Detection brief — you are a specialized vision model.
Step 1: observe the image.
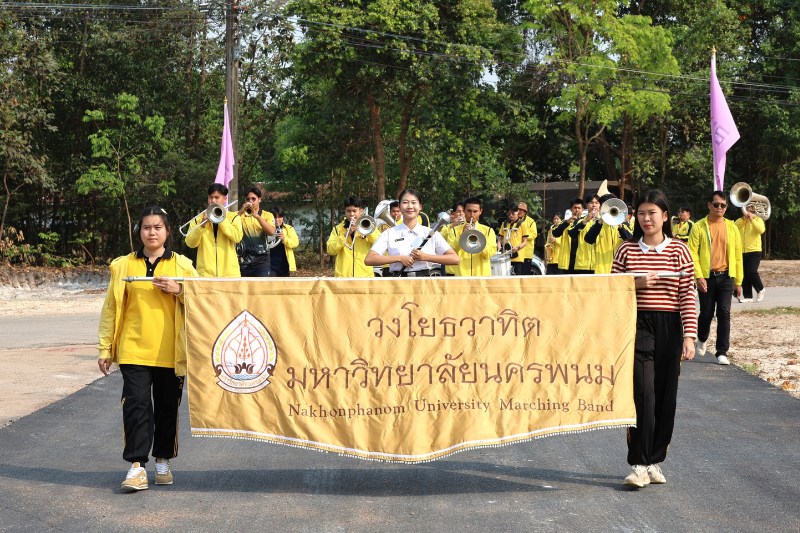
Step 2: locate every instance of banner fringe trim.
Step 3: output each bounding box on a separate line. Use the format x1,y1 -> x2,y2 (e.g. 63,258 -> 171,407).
191,421 -> 634,464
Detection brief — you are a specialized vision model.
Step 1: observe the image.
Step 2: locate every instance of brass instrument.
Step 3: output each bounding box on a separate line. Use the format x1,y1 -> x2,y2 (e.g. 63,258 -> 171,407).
730,182 -> 771,220
268,222 -> 283,249
373,200 -> 397,229
600,198 -> 628,226
671,215 -> 679,226
544,228 -> 554,264
459,217 -> 487,255
243,203 -> 256,216
345,213 -> 377,250
179,200 -> 238,237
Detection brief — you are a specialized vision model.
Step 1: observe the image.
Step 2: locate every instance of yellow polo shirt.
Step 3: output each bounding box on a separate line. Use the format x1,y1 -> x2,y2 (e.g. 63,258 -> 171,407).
117,252 -> 178,368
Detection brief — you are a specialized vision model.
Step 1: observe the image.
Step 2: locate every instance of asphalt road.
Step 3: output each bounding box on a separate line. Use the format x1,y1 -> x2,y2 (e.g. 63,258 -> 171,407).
0,315 -> 100,350
0,349 -> 797,532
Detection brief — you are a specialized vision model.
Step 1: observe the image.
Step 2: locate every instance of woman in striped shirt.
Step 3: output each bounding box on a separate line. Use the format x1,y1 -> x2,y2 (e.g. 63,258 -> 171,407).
612,190 -> 697,489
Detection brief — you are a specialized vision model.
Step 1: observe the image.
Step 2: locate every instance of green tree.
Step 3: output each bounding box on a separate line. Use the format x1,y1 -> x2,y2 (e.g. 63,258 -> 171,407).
77,93 -> 174,251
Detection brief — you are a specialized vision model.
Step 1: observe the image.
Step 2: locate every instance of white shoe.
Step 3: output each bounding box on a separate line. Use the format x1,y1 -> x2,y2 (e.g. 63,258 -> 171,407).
696,340 -> 707,356
741,298 -> 753,303
716,355 -> 730,365
737,295 -> 743,303
756,289 -> 765,302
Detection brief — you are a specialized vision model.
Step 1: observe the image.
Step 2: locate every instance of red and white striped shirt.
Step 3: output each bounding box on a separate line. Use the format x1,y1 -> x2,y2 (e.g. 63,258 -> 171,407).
612,237 -> 697,337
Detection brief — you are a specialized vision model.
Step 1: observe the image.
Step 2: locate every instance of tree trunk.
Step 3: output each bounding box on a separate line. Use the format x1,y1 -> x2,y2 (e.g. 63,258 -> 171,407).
576,105 -> 587,199
397,88 -> 420,196
193,23 -> 207,159
185,15 -> 195,151
0,168 -> 11,242
660,119 -> 670,188
367,92 -> 386,201
123,195 -> 133,252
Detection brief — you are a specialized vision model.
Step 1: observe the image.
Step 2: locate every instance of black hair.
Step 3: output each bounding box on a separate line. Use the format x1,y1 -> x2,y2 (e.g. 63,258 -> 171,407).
244,186 -> 262,199
570,198 -> 586,208
506,200 -> 519,212
585,193 -> 601,205
137,206 -> 173,252
599,193 -> 617,204
398,188 -> 421,204
343,195 -> 363,209
709,190 -> 726,203
208,183 -> 228,196
464,197 -> 482,209
451,200 -> 465,211
271,206 -> 285,218
629,190 -> 673,242
389,200 -> 399,210
552,213 -> 562,222
679,204 -> 691,214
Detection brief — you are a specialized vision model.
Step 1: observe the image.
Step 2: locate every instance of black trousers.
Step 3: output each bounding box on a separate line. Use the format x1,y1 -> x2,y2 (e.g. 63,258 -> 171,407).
241,261 -> 271,278
566,269 -> 593,275
511,259 -> 531,275
546,264 -> 562,275
742,252 -> 764,298
697,275 -> 734,355
627,311 -> 683,466
120,364 -> 184,465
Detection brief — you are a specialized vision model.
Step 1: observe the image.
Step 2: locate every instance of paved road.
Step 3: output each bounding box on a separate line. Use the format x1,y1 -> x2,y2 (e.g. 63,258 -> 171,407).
729,286 -> 800,312
0,315 -> 100,350
0,350 -> 797,532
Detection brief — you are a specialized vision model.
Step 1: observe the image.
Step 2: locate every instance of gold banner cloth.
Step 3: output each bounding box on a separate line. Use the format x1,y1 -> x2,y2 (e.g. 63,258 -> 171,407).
184,275 -> 636,462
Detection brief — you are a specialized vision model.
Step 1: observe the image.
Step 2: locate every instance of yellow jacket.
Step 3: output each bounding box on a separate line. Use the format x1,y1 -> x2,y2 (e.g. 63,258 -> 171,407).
672,220 -> 694,242
734,216 -> 765,253
687,216 -> 744,285
500,218 -> 532,263
280,223 -> 300,272
567,216 -> 596,271
327,222 -> 380,277
439,225 -> 456,275
446,222 -> 498,277
591,223 -> 623,274
522,216 -> 537,260
97,252 -> 198,376
185,211 -> 243,277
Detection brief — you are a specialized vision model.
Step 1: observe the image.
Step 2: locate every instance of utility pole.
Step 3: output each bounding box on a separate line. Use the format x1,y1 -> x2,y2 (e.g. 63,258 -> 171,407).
224,0 -> 240,208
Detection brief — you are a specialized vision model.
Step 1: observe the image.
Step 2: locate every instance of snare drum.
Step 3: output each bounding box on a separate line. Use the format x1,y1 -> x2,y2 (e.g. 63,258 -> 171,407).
490,253 -> 512,276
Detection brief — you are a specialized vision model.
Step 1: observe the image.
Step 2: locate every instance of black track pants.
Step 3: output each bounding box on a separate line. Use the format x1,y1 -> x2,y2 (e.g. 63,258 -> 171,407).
627,311 -> 683,466
120,364 -> 184,465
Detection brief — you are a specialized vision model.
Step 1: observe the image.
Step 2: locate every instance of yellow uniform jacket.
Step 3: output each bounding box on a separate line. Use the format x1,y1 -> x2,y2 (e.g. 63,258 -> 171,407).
327,221 -> 381,277
687,216 -> 744,284
98,252 -> 198,376
499,218 -> 531,264
734,216 -> 765,253
446,222 -> 498,277
185,210 -> 243,277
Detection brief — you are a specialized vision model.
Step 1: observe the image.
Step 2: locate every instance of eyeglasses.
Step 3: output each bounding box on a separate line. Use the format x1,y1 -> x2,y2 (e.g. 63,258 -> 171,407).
711,202 -> 727,209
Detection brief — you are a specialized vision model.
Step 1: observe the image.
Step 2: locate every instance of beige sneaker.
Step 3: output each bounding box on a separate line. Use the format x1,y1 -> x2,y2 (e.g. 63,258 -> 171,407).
121,462 -> 148,491
623,465 -> 650,488
154,458 -> 173,485
647,464 -> 666,484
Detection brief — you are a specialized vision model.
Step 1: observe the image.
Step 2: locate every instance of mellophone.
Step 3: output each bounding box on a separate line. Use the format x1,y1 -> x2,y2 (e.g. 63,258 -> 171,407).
122,272 -> 691,283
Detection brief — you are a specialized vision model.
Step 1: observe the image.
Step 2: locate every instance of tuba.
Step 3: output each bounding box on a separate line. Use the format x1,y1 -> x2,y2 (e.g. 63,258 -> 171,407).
730,182 -> 771,220
373,199 -> 397,229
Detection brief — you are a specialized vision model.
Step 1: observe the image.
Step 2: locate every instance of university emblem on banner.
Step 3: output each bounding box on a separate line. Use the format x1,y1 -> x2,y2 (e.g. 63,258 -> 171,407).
212,310 -> 277,394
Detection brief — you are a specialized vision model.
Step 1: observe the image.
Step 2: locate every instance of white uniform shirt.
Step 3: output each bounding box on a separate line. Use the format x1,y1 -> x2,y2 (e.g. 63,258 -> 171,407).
370,222 -> 453,272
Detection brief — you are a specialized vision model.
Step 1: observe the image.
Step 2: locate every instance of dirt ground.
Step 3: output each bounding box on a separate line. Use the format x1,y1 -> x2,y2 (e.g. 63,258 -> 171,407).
715,310 -> 800,400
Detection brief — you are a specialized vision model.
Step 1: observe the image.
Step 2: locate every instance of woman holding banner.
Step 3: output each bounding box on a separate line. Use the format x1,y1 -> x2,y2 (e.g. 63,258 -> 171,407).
97,206 -> 198,492
365,188 -> 459,276
611,190 -> 697,488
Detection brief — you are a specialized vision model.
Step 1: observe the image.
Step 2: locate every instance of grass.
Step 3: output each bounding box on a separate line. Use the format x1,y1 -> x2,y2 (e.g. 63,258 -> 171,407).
739,306 -> 800,316
741,363 -> 759,374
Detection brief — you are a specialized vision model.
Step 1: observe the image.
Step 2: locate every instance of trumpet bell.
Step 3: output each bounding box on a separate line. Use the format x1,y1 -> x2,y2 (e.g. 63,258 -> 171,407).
459,229 -> 487,254
600,198 -> 628,226
243,203 -> 256,216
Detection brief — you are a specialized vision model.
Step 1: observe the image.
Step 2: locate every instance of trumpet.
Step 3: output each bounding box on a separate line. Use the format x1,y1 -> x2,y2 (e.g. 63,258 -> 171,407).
459,217 -> 487,254
243,203 -> 256,216
179,200 -> 238,237
730,182 -> 771,220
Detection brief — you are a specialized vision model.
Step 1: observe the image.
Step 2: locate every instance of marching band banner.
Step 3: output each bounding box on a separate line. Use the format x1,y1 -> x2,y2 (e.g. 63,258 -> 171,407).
184,275 -> 637,462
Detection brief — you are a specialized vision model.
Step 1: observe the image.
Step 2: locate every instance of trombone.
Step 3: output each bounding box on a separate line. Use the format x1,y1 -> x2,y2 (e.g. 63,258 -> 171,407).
459,216 -> 487,254
179,200 -> 238,237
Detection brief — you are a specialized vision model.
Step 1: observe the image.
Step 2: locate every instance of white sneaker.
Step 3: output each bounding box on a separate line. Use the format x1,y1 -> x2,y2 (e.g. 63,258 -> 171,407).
717,355 -> 731,365
741,298 -> 753,303
647,464 -> 666,484
121,462 -> 148,491
623,465 -> 650,488
756,289 -> 765,302
696,340 -> 707,356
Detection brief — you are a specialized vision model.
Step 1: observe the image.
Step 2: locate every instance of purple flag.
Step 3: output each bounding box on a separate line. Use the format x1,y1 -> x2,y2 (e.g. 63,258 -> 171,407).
215,101 -> 235,188
710,52 -> 740,191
